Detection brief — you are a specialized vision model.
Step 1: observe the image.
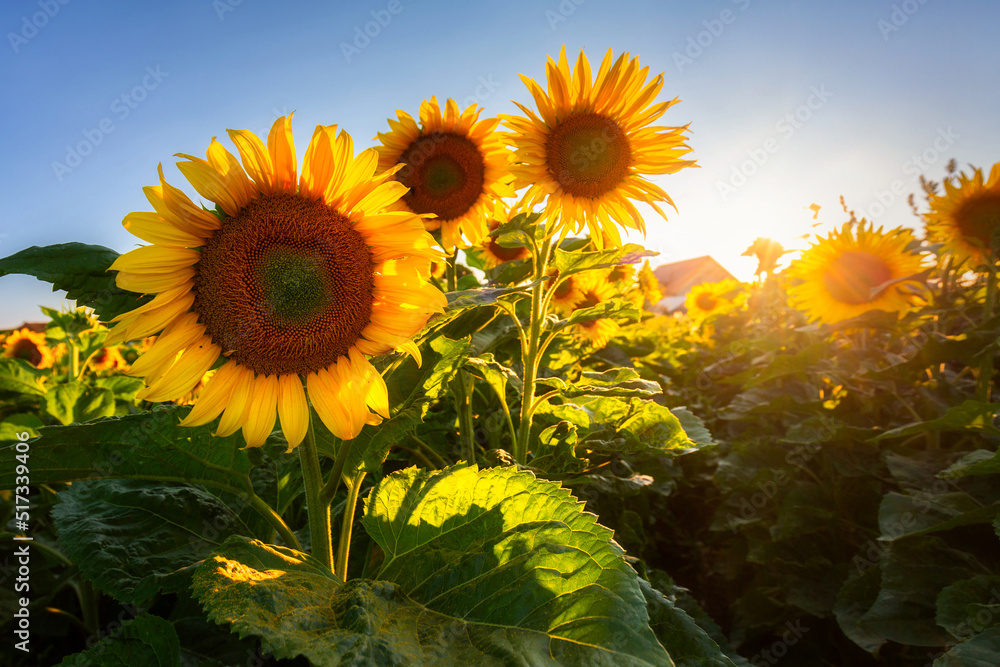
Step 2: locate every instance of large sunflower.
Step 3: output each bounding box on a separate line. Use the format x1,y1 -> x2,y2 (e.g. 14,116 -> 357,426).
375,97 -> 513,252
3,328 -> 56,369
925,163 -> 1000,267
107,116 -> 446,448
502,46 -> 695,248
786,221 -> 926,324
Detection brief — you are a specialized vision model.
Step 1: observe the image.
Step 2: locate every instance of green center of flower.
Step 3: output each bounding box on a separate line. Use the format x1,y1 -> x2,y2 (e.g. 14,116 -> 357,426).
397,132 -> 485,222
546,112 -> 631,198
258,250 -> 326,324
822,250 -> 893,305
956,192 -> 1000,251
194,193 -> 375,376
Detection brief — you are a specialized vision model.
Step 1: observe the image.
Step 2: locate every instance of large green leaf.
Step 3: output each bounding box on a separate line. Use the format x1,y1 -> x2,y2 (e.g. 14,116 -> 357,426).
640,578 -> 741,666
58,613 -> 181,666
933,627 -> 1000,667
42,380 -> 116,425
363,464 -> 670,665
874,401 -> 1000,441
936,575 -> 1000,639
0,358 -> 47,396
878,491 -> 1000,541
194,465 -> 673,665
52,479 -> 247,605
0,243 -> 150,322
0,406 -> 253,493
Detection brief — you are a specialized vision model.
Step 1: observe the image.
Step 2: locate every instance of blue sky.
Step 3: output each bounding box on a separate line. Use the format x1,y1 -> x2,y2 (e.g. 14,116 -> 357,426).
1,0 -> 998,327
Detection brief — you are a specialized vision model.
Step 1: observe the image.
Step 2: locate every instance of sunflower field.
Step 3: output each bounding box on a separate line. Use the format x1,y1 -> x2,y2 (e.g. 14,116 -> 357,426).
2,46 -> 1000,667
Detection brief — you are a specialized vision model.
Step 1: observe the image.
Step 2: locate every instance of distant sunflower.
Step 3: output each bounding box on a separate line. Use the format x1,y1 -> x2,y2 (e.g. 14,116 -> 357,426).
548,270 -> 584,317
637,260 -> 662,305
89,346 -> 127,372
107,116 -> 446,448
570,271 -> 619,348
502,46 -> 694,248
481,219 -> 531,269
606,263 -> 635,286
3,328 -> 55,369
925,163 -> 1000,267
786,222 -> 926,324
375,97 -> 513,252
685,279 -> 744,320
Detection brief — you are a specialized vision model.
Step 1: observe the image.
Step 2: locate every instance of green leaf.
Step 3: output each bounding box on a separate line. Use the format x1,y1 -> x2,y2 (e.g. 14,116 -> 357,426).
0,413 -> 43,442
860,536 -> 988,647
942,449 -> 1000,478
0,243 -> 150,322
445,283 -> 539,310
335,407 -> 423,485
834,566 -> 886,653
936,575 -> 1000,639
52,479 -> 246,605
464,353 -> 522,396
578,397 -> 704,455
42,380 -> 116,425
0,358 -> 47,396
878,492 -> 1000,541
540,368 -> 660,400
553,243 -> 657,277
0,406 -> 253,492
384,335 -> 471,415
555,299 -> 642,330
94,375 -> 147,403
362,463 -> 670,665
670,407 -> 716,448
641,578 -> 741,667
874,401 -> 1000,441
932,627 -> 1000,667
57,614 -> 181,666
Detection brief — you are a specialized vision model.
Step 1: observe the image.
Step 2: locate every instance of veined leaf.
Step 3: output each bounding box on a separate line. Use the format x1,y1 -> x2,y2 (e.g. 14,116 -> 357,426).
0,406 -> 253,493
0,243 -> 150,322
363,464 -> 671,665
553,243 -> 657,277
42,380 -> 116,425
0,358 -> 47,396
52,479 -> 246,605
57,614 -> 180,666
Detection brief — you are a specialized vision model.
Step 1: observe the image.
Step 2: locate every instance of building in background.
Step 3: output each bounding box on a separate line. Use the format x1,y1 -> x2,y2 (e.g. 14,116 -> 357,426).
652,256 -> 736,313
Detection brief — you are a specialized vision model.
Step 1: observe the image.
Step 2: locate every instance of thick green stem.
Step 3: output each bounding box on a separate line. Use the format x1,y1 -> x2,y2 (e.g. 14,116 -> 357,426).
453,371 -> 477,463
320,435 -> 354,506
298,413 -> 333,571
69,342 -> 79,381
244,491 -> 301,549
977,264 -> 998,402
514,238 -> 553,464
335,472 -> 366,582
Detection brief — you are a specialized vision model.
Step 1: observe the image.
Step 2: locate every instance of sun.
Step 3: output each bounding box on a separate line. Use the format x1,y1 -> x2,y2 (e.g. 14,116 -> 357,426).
502,46 -> 695,248
107,116 -> 446,448
785,221 -> 926,324
925,162 -> 1000,267
375,97 -> 513,252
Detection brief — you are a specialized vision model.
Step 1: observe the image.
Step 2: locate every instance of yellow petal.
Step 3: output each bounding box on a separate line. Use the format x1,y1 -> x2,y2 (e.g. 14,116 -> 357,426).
179,360 -> 243,427
136,338 -> 220,403
216,366 -> 256,437
277,374 -> 308,450
241,374 -> 279,447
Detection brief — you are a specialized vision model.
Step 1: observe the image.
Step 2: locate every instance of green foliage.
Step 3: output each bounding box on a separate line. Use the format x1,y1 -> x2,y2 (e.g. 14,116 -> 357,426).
57,614 -> 181,666
0,243 -> 149,321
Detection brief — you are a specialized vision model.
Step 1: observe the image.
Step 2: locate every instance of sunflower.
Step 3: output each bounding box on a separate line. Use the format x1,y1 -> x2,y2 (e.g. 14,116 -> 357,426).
502,46 -> 694,248
606,263 -> 635,286
375,97 -> 513,252
548,270 -> 584,317
3,328 -> 56,369
684,279 -> 744,320
107,116 -> 446,449
637,259 -> 662,305
786,221 -> 926,324
569,271 -> 619,348
481,219 -> 531,269
89,346 -> 127,372
925,163 -> 1000,267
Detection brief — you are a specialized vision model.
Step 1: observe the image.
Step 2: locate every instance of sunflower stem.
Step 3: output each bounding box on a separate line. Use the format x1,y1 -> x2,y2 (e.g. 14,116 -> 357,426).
244,490 -> 301,550
514,236 -> 554,464
453,371 -> 477,464
320,435 -> 353,506
335,472 -> 366,582
977,263 -> 998,402
299,412 -> 334,572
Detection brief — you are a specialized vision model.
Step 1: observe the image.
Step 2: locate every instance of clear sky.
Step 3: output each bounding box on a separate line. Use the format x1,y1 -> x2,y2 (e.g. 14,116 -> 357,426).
1,0 -> 998,327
